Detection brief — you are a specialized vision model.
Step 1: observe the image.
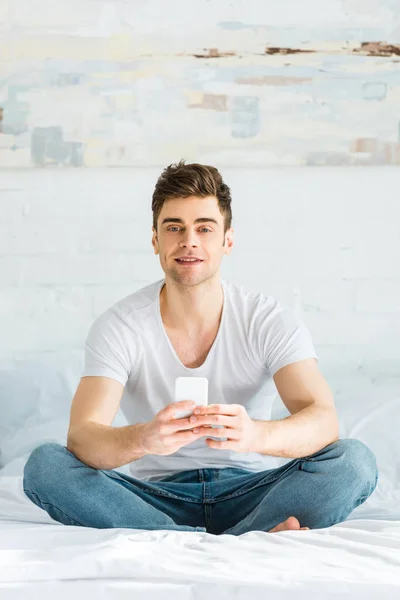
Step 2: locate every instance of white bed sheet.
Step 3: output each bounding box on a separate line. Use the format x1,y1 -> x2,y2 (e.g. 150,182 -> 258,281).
0,456 -> 399,600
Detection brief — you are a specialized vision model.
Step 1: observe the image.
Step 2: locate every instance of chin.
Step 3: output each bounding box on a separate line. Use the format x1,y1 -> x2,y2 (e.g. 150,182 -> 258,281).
169,270 -> 207,286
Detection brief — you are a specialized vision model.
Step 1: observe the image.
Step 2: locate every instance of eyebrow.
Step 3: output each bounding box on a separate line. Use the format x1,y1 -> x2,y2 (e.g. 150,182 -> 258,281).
161,217 -> 219,226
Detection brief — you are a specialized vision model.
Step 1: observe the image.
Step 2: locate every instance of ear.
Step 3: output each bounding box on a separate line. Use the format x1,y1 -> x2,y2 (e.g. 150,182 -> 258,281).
224,228 -> 234,255
152,227 -> 159,254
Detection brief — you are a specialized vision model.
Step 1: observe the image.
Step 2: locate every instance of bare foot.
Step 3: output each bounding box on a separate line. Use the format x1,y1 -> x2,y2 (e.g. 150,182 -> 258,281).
268,516 -> 310,533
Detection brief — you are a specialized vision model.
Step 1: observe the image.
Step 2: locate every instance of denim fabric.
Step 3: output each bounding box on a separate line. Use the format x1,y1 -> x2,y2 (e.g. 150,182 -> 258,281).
23,438 -> 378,535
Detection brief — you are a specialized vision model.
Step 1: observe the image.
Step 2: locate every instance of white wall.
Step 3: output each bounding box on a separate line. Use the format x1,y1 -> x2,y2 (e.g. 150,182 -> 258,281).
1,167 -> 399,378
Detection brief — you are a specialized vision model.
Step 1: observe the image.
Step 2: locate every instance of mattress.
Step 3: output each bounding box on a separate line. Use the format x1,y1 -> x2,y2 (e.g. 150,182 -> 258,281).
0,456 -> 399,600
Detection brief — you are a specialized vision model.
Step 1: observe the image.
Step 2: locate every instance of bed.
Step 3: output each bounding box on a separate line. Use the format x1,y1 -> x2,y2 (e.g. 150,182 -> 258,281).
1,353 -> 399,599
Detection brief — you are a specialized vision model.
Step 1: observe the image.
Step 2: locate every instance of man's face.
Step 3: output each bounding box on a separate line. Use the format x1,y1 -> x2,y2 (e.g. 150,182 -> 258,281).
152,195 -> 234,287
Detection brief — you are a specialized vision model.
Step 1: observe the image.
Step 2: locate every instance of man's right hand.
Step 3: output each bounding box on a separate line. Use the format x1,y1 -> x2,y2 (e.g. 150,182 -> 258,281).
138,401 -> 209,456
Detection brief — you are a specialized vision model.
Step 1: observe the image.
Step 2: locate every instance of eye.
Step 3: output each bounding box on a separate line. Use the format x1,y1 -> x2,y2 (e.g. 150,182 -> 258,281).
167,227 -> 212,232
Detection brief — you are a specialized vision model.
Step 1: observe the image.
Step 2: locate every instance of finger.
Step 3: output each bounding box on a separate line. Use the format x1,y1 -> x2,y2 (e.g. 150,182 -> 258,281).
171,411 -> 233,431
189,414 -> 235,428
204,438 -> 237,450
174,400 -> 197,406
174,428 -> 214,443
193,427 -> 240,440
166,401 -> 196,418
192,404 -> 240,416
168,419 -> 200,433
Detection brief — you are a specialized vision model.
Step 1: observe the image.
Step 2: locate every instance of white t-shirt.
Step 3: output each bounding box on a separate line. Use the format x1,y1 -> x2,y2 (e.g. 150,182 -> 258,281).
82,278 -> 319,481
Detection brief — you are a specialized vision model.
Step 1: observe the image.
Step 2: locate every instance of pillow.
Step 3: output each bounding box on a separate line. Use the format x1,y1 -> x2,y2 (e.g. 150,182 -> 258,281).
0,351 -> 129,469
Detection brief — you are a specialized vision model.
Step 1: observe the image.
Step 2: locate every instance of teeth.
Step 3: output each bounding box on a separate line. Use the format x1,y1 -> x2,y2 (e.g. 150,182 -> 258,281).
178,258 -> 199,262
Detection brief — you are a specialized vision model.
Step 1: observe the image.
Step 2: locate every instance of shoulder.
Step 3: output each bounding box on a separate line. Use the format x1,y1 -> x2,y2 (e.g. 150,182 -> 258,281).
223,279 -> 281,322
223,279 -> 307,344
110,279 -> 163,318
88,279 -> 164,338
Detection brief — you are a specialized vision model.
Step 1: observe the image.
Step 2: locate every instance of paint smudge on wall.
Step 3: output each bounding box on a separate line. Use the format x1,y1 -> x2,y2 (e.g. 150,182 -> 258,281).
265,47 -> 316,55
351,138 -> 380,153
350,138 -> 400,165
31,127 -> 84,167
188,93 -> 227,111
354,42 -> 400,57
236,76 -> 312,86
193,48 -> 236,59
362,81 -> 387,101
230,96 -> 260,138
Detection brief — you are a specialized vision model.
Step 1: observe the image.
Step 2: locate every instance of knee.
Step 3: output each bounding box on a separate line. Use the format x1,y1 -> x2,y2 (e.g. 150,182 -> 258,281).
23,442 -> 68,493
332,438 -> 378,496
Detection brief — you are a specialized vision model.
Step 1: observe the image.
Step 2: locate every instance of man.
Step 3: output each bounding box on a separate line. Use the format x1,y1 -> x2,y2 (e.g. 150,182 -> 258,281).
23,161 -> 378,535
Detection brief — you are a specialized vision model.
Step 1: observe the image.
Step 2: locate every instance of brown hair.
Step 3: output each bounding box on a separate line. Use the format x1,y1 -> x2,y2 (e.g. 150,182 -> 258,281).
152,160 -> 232,233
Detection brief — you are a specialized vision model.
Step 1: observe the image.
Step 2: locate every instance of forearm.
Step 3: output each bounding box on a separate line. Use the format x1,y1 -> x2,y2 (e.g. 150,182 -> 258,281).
67,421 -> 147,470
253,406 -> 340,459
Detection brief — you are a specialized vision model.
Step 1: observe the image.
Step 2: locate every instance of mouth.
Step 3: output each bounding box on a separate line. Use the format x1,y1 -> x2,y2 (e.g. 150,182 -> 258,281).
175,258 -> 204,266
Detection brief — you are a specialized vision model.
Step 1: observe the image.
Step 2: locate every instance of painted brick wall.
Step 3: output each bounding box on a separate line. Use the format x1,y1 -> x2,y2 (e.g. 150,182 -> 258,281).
1,3 -> 399,382
1,167 -> 399,377
1,0 -> 400,167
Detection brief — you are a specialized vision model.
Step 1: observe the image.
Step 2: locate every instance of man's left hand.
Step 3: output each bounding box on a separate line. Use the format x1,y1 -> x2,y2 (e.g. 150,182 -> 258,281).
187,403 -> 262,452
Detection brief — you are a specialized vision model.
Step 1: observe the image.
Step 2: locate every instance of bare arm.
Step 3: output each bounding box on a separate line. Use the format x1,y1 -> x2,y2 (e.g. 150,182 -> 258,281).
253,405 -> 339,459
253,359 -> 339,458
67,376 -> 146,470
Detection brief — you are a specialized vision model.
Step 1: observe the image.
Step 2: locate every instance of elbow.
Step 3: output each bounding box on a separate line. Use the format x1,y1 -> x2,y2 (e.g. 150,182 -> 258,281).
66,432 -> 74,454
329,420 -> 340,445
320,409 -> 340,446
66,427 -> 81,456
66,439 -> 78,459
333,414 -> 340,440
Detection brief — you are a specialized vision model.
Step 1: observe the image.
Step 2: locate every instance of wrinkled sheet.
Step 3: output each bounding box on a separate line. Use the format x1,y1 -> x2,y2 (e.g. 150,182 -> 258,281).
0,457 -> 399,600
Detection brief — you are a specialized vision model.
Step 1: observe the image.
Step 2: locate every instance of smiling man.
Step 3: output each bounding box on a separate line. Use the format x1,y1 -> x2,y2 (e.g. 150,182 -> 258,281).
23,160 -> 379,536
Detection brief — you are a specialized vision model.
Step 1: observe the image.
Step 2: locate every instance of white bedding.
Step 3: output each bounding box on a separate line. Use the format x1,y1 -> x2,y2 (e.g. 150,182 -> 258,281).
1,456 -> 399,600
1,362 -> 399,599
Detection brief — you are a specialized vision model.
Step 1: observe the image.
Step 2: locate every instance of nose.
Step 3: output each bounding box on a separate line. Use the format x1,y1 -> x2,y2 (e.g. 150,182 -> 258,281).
179,228 -> 199,247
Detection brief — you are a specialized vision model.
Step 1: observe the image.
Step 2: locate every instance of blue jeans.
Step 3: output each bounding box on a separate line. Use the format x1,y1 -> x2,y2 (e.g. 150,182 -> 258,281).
23,438 -> 378,535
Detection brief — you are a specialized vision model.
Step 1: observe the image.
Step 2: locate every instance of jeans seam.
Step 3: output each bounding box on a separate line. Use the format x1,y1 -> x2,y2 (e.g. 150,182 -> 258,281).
23,488 -> 85,527
102,470 -> 202,503
144,461 -> 300,503
208,459 -> 302,502
104,466 -> 300,503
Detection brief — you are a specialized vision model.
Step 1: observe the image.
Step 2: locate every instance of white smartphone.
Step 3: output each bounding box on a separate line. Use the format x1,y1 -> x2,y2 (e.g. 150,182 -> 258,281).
174,377 -> 227,442
174,377 -> 208,418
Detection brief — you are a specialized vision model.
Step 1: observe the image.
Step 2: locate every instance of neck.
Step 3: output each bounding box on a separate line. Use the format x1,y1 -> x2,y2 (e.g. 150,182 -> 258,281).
160,276 -> 224,335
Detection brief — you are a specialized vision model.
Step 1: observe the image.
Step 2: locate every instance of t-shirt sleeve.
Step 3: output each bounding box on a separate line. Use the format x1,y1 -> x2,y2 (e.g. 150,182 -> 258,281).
257,300 -> 319,377
82,309 -> 138,387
